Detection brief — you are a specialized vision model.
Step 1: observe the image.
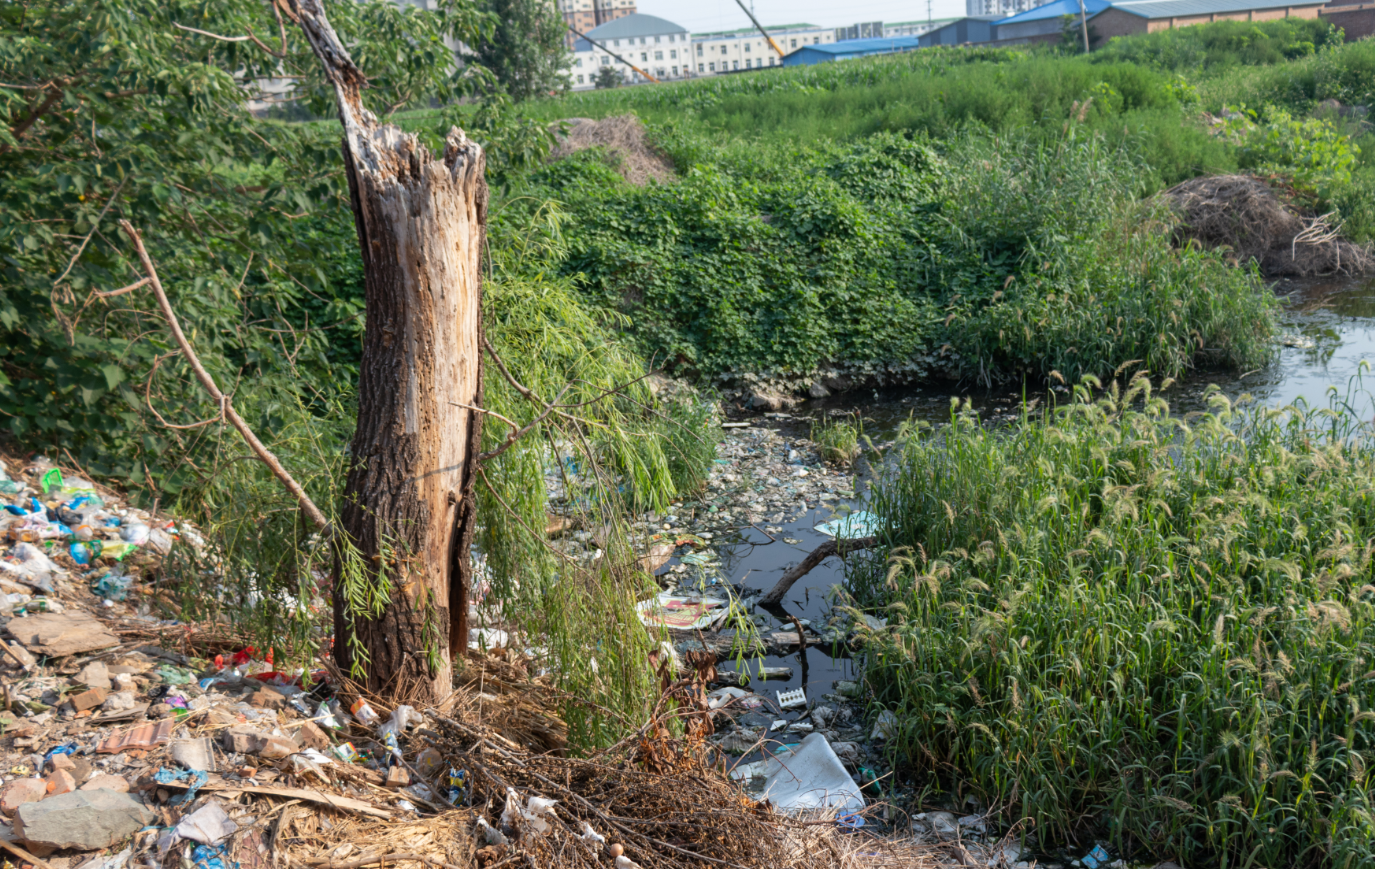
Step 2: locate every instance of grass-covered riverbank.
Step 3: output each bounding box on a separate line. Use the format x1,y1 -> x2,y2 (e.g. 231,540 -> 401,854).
441,20 -> 1375,394
504,126 -> 1275,392
849,376 -> 1375,867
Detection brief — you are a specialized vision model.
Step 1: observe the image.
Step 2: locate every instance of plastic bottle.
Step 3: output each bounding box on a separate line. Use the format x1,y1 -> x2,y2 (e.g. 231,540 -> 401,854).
121,521 -> 150,545
92,572 -> 133,601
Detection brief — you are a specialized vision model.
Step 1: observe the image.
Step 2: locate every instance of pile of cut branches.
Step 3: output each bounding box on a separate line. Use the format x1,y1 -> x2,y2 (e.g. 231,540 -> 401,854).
1165,174 -> 1372,276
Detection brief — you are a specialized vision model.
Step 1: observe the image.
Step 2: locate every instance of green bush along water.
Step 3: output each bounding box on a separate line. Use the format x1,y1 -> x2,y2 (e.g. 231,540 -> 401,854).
849,377 -> 1375,867
509,128 -> 1274,389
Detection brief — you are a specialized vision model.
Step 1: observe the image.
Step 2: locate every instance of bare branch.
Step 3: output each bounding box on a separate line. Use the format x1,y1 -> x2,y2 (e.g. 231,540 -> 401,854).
758,535 -> 878,606
118,220 -> 331,534
94,277 -> 151,298
482,335 -> 538,401
471,385 -> 571,465
173,22 -> 252,41
55,178 -> 128,288
449,401 -> 520,432
2,87 -> 62,153
173,22 -> 285,57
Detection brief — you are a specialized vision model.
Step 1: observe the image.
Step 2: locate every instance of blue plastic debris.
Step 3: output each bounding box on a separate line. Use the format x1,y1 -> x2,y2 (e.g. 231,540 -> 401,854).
447,768 -> 468,805
155,767 -> 209,805
190,843 -> 228,869
1082,844 -> 1112,869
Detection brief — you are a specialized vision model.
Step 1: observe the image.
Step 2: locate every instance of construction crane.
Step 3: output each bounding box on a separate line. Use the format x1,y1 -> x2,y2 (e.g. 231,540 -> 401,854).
565,24 -> 660,83
732,0 -> 786,59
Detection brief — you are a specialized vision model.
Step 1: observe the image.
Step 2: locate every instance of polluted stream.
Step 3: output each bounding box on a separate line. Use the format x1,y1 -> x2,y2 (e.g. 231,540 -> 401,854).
625,272 -> 1375,855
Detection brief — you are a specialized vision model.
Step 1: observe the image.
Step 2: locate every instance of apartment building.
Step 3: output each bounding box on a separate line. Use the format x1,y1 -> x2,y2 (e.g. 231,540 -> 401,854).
558,0 -> 637,47
966,0 -> 1041,16
567,13 -> 693,88
884,18 -> 959,34
692,23 -> 835,75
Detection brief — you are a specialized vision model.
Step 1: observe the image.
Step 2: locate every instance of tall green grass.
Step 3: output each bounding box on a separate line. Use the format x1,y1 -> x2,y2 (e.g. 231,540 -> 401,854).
517,51 -> 1232,188
1093,18 -> 1343,75
851,376 -> 1375,867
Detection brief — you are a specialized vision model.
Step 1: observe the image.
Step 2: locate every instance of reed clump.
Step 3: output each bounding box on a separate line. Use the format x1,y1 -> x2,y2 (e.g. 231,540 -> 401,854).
811,414 -> 863,466
853,374 -> 1375,868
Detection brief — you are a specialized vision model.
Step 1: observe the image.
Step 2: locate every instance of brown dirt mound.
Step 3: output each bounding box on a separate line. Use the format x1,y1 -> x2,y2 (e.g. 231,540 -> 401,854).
1163,174 -> 1372,277
550,115 -> 674,185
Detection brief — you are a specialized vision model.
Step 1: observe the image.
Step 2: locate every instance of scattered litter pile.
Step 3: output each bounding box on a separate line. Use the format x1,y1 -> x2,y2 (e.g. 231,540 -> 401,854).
549,116 -> 675,185
0,449 -> 963,869
1163,174 -> 1373,277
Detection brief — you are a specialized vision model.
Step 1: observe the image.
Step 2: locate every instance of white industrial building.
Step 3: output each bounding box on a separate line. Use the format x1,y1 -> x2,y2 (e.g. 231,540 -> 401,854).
692,23 -> 835,75
966,0 -> 1041,16
567,13 -> 693,89
884,18 -> 960,35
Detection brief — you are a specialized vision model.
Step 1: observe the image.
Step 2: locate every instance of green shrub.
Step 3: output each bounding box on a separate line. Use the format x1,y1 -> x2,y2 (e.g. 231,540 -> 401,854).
1202,37 -> 1375,113
516,129 -> 1273,389
1093,18 -> 1343,74
1223,105 -> 1360,192
853,376 -> 1375,867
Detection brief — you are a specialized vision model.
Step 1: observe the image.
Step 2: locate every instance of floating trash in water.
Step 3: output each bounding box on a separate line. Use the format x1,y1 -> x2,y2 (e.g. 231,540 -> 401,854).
635,592 -> 727,630
815,510 -> 881,539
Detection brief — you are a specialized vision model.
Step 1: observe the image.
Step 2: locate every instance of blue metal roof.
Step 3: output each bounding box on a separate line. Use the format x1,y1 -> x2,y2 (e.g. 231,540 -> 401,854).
786,35 -> 923,56
1104,0 -> 1324,16
998,0 -> 1110,25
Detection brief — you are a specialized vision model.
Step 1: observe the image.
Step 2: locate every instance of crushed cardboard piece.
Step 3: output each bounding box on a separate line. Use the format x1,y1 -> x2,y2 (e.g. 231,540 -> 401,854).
7,613 -> 119,657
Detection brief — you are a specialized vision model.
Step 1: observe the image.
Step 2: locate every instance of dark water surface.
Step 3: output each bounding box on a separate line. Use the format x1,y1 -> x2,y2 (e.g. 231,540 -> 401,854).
699,274 -> 1375,707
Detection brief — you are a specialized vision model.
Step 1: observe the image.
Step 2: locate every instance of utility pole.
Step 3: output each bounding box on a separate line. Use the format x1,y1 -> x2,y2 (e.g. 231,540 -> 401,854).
1077,0 -> 1090,52
733,0 -> 786,58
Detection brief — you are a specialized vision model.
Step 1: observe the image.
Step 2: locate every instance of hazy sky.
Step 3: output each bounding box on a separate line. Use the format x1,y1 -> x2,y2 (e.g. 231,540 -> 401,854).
636,0 -> 969,33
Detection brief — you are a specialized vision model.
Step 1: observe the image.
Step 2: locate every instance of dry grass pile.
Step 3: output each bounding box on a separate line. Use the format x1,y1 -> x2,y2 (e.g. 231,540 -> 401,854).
550,115 -> 675,184
417,711 -> 939,869
451,651 -> 569,756
1163,174 -> 1372,276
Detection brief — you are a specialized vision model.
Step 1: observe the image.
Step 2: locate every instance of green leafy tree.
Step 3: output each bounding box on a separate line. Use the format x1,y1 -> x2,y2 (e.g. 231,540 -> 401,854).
465,0 -> 569,101
594,64 -> 622,89
0,0 -> 490,483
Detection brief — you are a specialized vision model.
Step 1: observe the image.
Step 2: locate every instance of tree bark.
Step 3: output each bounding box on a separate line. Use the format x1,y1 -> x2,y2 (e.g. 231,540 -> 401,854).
290,0 -> 486,702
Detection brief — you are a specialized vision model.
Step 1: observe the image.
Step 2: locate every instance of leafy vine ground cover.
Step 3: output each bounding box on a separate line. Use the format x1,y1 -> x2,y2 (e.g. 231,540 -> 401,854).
505,116 -> 1275,392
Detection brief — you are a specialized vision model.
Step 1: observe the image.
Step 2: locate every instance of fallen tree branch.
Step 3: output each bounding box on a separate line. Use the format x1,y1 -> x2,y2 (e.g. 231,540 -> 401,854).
173,21 -> 286,57
118,220 -> 331,533
302,854 -> 465,869
94,276 -> 150,298
758,536 -> 878,606
0,837 -> 58,869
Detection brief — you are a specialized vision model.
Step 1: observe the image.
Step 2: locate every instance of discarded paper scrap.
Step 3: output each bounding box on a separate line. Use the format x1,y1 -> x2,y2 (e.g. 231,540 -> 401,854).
9,612 -> 119,657
635,592 -> 728,630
